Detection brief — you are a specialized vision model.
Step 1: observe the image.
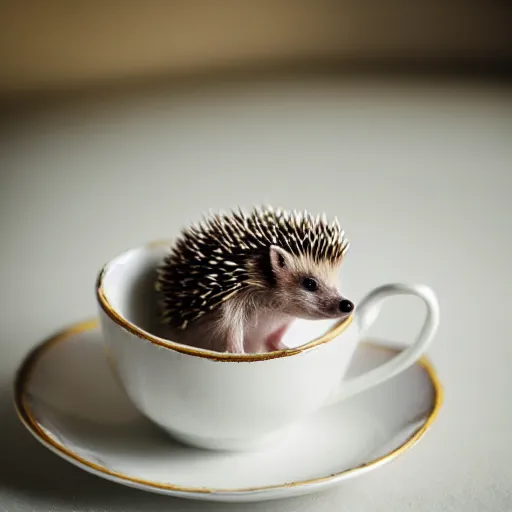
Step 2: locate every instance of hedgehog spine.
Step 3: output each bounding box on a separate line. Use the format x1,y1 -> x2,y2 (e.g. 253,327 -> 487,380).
155,205 -> 349,332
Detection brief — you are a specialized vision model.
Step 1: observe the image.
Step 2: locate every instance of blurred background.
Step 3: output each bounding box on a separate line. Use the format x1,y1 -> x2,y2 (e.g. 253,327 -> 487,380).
0,1 -> 511,100
0,2 -> 511,511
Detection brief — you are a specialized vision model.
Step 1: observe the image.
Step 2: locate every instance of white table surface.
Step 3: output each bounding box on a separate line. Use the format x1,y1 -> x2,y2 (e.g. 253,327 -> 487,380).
1,75 -> 511,511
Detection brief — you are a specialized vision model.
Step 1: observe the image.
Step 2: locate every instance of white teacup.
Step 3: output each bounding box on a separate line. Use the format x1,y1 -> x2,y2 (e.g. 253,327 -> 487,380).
96,241 -> 440,451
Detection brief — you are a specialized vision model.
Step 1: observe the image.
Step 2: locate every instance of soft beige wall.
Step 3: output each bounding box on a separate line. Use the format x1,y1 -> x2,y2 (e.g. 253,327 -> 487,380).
1,0 -> 511,96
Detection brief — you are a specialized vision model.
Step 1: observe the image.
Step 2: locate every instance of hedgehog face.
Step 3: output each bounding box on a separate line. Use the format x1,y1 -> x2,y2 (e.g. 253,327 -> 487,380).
268,245 -> 353,321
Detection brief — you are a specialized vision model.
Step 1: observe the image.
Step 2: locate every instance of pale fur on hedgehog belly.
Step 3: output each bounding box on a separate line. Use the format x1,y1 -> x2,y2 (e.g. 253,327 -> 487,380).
241,310 -> 293,353
159,300 -> 294,355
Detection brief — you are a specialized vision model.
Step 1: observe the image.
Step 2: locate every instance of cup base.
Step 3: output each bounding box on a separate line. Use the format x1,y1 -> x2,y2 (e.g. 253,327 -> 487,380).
162,426 -> 288,452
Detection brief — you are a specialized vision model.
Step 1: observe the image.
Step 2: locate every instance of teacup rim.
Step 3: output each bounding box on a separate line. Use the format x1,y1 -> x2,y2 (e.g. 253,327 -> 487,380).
95,240 -> 353,362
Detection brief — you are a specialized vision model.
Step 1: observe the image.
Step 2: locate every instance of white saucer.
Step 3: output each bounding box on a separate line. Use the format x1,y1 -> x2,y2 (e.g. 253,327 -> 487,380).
14,319 -> 442,503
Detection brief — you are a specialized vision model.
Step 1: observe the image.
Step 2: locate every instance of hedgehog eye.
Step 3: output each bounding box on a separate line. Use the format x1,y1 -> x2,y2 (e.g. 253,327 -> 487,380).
302,277 -> 318,292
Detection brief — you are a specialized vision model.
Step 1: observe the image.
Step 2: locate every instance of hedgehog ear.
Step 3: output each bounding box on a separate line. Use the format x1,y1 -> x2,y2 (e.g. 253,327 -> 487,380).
269,245 -> 294,275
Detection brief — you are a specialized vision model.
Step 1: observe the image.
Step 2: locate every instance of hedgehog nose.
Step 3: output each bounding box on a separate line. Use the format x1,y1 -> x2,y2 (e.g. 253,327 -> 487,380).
339,299 -> 354,313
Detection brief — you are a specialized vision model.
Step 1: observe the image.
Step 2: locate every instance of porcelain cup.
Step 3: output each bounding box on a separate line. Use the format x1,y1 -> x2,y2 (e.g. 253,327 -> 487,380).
96,241 -> 440,451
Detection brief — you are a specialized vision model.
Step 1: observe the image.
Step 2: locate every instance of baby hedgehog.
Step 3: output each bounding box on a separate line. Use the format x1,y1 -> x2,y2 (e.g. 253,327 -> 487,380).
155,206 -> 354,354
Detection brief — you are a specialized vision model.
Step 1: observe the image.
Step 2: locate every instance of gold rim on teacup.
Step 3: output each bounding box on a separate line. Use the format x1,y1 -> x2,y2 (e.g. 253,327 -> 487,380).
95,240 -> 354,363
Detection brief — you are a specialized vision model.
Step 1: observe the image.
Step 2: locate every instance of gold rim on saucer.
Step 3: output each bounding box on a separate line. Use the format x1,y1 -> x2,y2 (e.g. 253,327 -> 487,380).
13,318 -> 443,496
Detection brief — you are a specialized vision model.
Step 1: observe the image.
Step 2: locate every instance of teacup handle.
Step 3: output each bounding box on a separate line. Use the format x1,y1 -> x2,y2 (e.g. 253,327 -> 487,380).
325,283 -> 440,406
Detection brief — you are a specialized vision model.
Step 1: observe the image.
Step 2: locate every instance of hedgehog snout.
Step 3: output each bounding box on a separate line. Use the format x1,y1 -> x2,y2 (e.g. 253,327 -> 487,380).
339,299 -> 354,313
